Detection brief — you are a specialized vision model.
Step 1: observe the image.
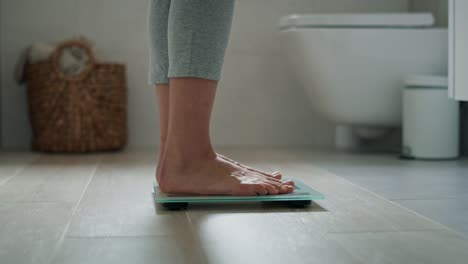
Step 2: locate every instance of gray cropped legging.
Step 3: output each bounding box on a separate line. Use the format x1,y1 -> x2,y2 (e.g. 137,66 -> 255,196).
147,0 -> 235,85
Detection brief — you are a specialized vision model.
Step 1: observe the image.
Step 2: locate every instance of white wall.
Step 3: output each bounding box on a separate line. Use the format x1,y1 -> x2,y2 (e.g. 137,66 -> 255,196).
0,0 -> 408,150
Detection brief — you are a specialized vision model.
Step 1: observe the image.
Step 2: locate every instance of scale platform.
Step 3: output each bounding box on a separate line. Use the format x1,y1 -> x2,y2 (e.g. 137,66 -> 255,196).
153,179 -> 324,210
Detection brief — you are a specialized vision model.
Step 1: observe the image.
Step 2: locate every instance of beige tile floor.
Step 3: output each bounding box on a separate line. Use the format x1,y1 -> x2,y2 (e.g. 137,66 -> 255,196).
0,148 -> 467,264
285,150 -> 468,237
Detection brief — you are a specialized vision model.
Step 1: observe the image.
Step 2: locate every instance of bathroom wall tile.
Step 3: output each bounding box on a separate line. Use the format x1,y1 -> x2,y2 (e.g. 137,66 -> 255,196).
0,0 -> 77,54
214,52 -> 334,146
1,51 -> 31,150
76,0 -> 149,55
107,53 -> 159,148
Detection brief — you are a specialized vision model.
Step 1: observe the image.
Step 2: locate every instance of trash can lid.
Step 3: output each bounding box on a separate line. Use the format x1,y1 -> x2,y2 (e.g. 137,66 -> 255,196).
404,75 -> 448,89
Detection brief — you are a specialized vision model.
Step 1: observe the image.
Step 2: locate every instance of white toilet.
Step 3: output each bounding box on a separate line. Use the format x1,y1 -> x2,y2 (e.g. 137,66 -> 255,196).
278,13 -> 448,150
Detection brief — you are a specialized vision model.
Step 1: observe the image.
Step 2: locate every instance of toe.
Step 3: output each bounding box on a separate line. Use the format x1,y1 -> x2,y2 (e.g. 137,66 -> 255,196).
254,184 -> 268,195
285,185 -> 294,193
234,183 -> 263,196
266,180 -> 287,193
271,171 -> 283,179
277,184 -> 289,194
263,183 -> 279,195
282,180 -> 295,187
261,171 -> 282,180
264,177 -> 282,184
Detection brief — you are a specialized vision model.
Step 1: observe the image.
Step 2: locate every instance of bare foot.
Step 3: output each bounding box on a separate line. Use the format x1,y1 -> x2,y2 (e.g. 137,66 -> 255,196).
156,151 -> 290,187
216,153 -> 284,180
158,152 -> 295,196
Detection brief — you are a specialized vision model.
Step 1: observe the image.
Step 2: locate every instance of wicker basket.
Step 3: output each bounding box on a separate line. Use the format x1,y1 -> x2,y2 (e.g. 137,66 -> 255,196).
25,39 -> 127,152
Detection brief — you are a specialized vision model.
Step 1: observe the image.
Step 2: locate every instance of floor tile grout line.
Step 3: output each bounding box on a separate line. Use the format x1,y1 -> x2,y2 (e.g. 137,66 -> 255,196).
65,234 -> 184,239
391,197 -> 460,201
184,212 -> 210,264
326,228 -> 451,235
47,154 -> 103,264
0,153 -> 41,186
0,201 -> 75,204
314,166 -> 468,240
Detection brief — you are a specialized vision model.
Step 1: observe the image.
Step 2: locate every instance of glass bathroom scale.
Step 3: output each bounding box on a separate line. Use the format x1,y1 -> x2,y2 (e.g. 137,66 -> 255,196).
153,179 -> 324,210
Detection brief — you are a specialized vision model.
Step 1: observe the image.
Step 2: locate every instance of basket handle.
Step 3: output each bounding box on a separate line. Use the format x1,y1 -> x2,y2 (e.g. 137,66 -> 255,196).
50,39 -> 96,81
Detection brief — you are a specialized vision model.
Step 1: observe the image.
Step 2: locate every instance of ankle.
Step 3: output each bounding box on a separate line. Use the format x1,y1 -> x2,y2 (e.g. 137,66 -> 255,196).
164,139 -> 215,161
158,150 -> 215,193
159,143 -> 214,174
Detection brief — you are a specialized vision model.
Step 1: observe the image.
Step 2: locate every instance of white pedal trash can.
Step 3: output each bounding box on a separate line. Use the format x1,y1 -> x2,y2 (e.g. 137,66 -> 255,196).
402,75 -> 460,160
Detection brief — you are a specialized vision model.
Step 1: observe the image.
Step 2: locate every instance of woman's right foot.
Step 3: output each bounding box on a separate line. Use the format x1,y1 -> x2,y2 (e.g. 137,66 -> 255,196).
158,151 -> 294,196
216,153 -> 284,180
156,149 -> 289,186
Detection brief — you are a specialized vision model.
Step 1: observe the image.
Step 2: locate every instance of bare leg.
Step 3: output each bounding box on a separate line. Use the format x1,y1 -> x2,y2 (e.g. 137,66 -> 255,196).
155,84 -> 170,183
158,77 -> 294,195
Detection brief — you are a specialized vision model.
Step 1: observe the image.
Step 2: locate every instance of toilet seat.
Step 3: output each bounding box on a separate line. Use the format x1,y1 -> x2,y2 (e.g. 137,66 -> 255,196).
279,13 -> 434,29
